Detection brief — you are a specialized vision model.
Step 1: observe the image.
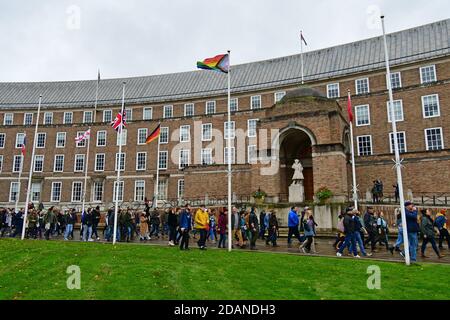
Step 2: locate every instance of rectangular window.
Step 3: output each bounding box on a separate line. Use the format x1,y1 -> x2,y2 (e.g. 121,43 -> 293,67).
0,133 -> 5,148
248,145 -> 257,163
96,130 -> 107,147
51,182 -> 62,202
15,133 -> 25,148
425,128 -> 444,151
387,100 -> 404,122
83,111 -> 93,124
224,121 -> 235,139
64,112 -> 73,124
159,151 -> 168,170
143,107 -> 153,120
160,127 -> 169,144
116,129 -> 127,146
9,182 -> 19,202
355,78 -> 370,95
177,180 -> 185,200
224,147 -> 236,164
72,182 -> 83,203
136,152 -> 147,171
420,65 -> 437,84
0,155 -> 3,172
93,181 -> 103,202
76,131 -> 87,147
230,98 -> 238,112
248,119 -> 258,138
74,154 -> 85,172
164,105 -> 173,119
34,155 -> 44,172
24,113 -> 33,126
103,110 -> 112,123
56,132 -> 66,148
125,108 -> 133,122
422,94 -> 440,118
180,125 -> 190,142
158,180 -> 168,200
36,133 -> 46,148
134,181 -> 145,202
274,91 -> 286,103
251,95 -> 262,110
327,83 -> 340,98
184,103 -> 194,117
389,132 -> 407,154
43,112 -> 53,125
113,181 -> 124,202
137,128 -> 148,145
357,135 -> 373,156
95,154 -> 105,172
3,113 -> 13,126
355,105 -> 370,126
13,155 -> 23,173
201,148 -> 212,165
202,123 -> 212,141
31,182 -> 41,202
115,153 -> 126,172
206,101 -> 216,115
389,72 -> 402,89
54,155 -> 65,172
179,149 -> 190,169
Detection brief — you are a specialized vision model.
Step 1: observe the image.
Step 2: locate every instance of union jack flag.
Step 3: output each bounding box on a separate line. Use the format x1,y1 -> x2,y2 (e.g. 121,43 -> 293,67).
111,110 -> 127,132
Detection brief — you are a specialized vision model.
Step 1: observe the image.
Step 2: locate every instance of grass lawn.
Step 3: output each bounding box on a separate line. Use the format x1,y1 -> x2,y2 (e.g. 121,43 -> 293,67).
0,238 -> 449,300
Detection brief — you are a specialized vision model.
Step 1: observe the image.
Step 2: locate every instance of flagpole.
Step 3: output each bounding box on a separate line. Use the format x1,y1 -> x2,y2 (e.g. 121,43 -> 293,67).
300,31 -> 304,85
227,50 -> 233,252
154,124 -> 161,209
113,82 -> 126,245
347,90 -> 358,211
381,15 -> 410,265
14,151 -> 24,214
21,96 -> 42,240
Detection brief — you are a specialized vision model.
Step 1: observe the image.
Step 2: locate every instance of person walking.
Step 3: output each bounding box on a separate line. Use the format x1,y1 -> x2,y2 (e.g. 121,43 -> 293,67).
259,210 -> 266,240
268,210 -> 279,247
179,205 -> 192,251
364,206 -> 378,253
354,211 -> 372,257
27,210 -> 38,239
337,208 -> 360,258
389,209 -> 404,255
421,209 -> 445,259
168,208 -> 178,246
231,207 -> 243,248
376,211 -> 389,250
300,213 -> 318,254
64,209 -> 77,241
435,209 -> 450,250
208,209 -> 217,243
43,207 -> 57,240
217,209 -> 227,249
287,206 -> 303,247
92,206 -> 101,241
82,208 -> 94,242
139,211 -> 150,241
403,201 -> 420,263
194,206 -> 209,250
249,207 -> 259,250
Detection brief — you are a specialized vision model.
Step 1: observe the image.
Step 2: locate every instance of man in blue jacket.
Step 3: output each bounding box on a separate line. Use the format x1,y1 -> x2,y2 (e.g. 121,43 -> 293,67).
287,206 -> 303,247
179,204 -> 192,250
404,201 -> 420,263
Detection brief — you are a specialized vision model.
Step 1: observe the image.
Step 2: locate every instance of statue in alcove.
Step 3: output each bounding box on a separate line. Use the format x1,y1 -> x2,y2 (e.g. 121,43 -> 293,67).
291,159 -> 304,185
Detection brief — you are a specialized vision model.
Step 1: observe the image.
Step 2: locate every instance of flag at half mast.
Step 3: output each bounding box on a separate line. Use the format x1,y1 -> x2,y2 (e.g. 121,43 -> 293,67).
197,54 -> 229,73
111,111 -> 127,132
75,129 -> 91,143
347,91 -> 354,123
21,135 -> 26,157
145,124 -> 161,144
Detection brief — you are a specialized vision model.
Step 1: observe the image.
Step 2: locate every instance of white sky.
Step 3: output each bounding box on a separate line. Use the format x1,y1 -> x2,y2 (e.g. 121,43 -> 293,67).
0,0 -> 448,82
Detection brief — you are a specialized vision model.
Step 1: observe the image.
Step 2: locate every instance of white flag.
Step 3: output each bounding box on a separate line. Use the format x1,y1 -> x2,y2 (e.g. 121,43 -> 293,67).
75,129 -> 91,143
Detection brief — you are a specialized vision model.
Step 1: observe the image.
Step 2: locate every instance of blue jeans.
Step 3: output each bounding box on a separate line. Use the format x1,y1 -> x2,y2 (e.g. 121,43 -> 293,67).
407,232 -> 418,262
395,228 -> 404,248
209,228 -> 216,241
64,224 -> 73,240
339,232 -> 357,256
83,225 -> 93,241
354,232 -> 367,255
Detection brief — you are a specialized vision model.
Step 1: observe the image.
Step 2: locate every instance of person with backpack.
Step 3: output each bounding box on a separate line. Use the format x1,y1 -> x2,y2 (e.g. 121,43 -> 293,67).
421,209 -> 445,259
337,208 -> 360,258
364,206 -> 378,253
300,213 -> 318,254
43,207 -> 57,240
334,212 -> 346,251
435,209 -> 450,250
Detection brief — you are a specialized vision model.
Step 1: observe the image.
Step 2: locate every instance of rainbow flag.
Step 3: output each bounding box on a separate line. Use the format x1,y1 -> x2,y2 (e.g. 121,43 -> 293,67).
197,54 -> 229,73
146,124 -> 161,144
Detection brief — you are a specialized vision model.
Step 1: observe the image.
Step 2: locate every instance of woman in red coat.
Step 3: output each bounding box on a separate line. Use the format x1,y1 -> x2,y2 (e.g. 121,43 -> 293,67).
217,209 -> 228,249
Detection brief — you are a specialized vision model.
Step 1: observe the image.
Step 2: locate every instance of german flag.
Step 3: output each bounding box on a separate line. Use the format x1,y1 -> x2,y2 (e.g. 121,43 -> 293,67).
145,124 -> 161,144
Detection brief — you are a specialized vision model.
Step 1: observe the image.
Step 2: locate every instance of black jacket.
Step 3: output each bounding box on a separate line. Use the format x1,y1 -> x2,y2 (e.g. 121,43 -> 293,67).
343,214 -> 356,233
168,212 -> 178,228
249,213 -> 259,231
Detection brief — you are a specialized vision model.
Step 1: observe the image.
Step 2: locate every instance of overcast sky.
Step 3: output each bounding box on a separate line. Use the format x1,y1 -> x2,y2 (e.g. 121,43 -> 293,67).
0,0 -> 448,83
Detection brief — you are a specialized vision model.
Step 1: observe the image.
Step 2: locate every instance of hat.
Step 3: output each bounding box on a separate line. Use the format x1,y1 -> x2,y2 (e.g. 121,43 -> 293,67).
304,206 -> 310,211
440,209 -> 447,215
404,201 -> 413,207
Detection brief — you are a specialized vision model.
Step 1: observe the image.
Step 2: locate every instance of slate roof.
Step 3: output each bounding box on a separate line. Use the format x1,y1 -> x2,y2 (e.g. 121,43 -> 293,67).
1,18 -> 449,109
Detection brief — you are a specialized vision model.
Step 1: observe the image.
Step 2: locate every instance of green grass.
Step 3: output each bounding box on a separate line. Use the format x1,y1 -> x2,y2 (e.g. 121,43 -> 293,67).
0,238 -> 449,300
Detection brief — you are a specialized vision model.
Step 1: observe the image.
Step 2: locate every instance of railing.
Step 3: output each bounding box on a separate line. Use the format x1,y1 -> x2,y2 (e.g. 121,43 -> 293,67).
356,192 -> 450,207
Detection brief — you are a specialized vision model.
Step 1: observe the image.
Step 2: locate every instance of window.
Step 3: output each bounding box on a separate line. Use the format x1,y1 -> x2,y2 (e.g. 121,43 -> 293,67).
184,103 -> 194,117
355,78 -> 370,95
36,133 -> 46,148
206,101 -> 216,115
357,136 -> 373,156
64,112 -> 73,124
143,107 -> 153,120
138,128 -> 148,145
115,153 -> 126,172
387,100 -> 404,122
355,105 -> 370,126
420,65 -> 436,84
0,155 -> 3,172
74,154 -> 85,172
13,155 -> 23,173
425,128 -> 443,151
389,72 -> 402,89
95,154 -> 105,172
34,155 -> 44,172
224,147 -> 236,164
248,145 -> 257,163
125,108 -> 133,122
327,83 -> 340,98
248,119 -> 258,138
103,110 -> 112,123
72,182 -> 83,203
180,125 -> 190,142
9,182 -> 19,202
116,129 -> 127,146
230,98 -> 238,112
83,111 -> 93,124
224,121 -> 235,139
136,152 -> 147,171
76,131 -> 87,147
251,95 -> 262,110
274,91 -> 286,103
43,112 -> 53,125
97,131 -> 107,147
201,148 -> 213,165
24,113 -> 33,125
93,181 -> 103,202
177,180 -> 185,200
164,105 -> 173,119
51,182 -> 62,202
56,132 -> 66,148
134,181 -> 145,202
54,155 -> 65,172
160,127 -> 169,144
31,183 -> 41,202
0,133 -> 5,148
159,151 -> 168,170
158,180 -> 168,200
422,94 -> 440,118
179,149 -> 190,169
4,113 -> 14,125
15,133 -> 25,148
389,132 -> 407,154
113,181 -> 124,202
202,123 -> 212,141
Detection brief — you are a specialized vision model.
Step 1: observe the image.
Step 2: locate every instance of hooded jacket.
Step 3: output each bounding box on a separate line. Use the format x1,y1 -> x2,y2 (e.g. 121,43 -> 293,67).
288,210 -> 299,227
435,213 -> 447,230
194,209 -> 209,230
405,207 -> 420,233
421,214 -> 436,237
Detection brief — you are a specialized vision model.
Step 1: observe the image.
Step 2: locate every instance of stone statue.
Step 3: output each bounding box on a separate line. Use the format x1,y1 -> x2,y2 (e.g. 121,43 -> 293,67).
289,159 -> 305,203
291,159 -> 304,184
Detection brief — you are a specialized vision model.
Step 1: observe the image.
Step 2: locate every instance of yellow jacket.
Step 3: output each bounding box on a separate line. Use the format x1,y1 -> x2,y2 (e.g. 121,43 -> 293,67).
194,209 -> 209,230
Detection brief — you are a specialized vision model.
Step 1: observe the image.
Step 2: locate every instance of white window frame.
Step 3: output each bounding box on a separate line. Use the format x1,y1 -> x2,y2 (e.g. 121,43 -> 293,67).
389,72 -> 402,89
71,181 -> 83,203
0,133 -> 5,148
224,147 -> 236,164
43,112 -> 53,125
96,130 -> 107,147
9,182 -> 20,203
3,113 -> 13,126
355,78 -> 370,95
421,94 -> 440,119
13,155 -> 23,173
125,108 -> 133,122
326,83 -> 340,98
177,179 -> 185,200
251,95 -> 262,110
76,131 -> 87,148
160,127 -> 169,144
134,180 -> 145,202
113,181 -> 124,202
274,91 -> 286,103
230,98 -> 238,112
201,148 -> 213,165
424,127 -> 444,151
248,119 -> 258,138
224,121 -> 235,139
143,107 -> 153,120
116,129 -> 127,146
74,154 -> 85,173
159,151 -> 168,170
56,132 -> 67,148
53,155 -> 65,172
179,149 -> 190,169
15,133 -> 25,148
206,101 -> 216,115
248,145 -> 257,164
83,111 -> 93,124
389,132 -> 407,154
31,182 -> 41,202
115,153 -> 126,172
387,100 -> 404,123
136,152 -> 147,171
36,133 -> 46,148
179,125 -> 190,143
184,103 -> 195,117
34,155 -> 44,172
420,65 -> 437,84
0,155 -> 3,173
24,113 -> 33,126
51,182 -> 62,203
103,109 -> 113,123
92,181 -> 104,203
202,123 -> 212,141
95,154 -> 105,172
357,135 -> 373,156
163,105 -> 173,119
63,112 -> 73,124
355,105 -> 371,127
137,128 -> 148,145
